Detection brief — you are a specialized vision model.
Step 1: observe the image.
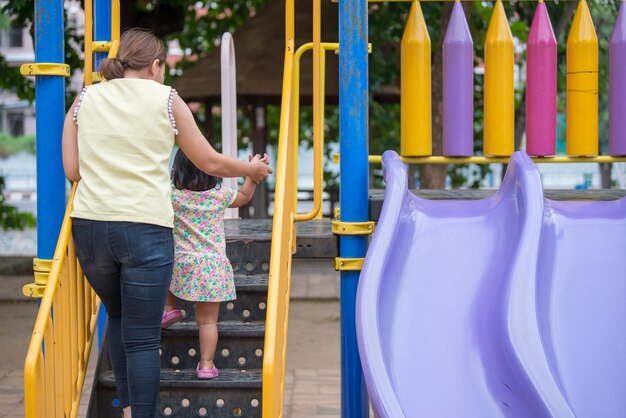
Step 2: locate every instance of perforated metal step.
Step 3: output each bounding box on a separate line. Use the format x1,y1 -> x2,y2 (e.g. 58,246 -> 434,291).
97,369 -> 262,418
226,218 -> 337,260
161,321 -> 265,370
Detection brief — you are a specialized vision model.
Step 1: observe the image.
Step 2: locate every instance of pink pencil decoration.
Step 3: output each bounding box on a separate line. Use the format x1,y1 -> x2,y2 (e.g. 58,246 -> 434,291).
526,0 -> 557,156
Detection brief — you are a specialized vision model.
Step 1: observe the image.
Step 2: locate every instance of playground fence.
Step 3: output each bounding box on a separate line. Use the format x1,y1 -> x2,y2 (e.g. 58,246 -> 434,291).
23,184 -> 101,418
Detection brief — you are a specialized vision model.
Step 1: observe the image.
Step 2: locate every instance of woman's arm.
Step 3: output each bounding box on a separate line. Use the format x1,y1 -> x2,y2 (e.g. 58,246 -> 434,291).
61,96 -> 81,182
172,95 -> 272,183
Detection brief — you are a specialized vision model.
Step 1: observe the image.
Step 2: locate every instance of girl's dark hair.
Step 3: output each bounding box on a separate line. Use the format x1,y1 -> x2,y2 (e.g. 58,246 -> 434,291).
99,28 -> 166,81
171,148 -> 219,192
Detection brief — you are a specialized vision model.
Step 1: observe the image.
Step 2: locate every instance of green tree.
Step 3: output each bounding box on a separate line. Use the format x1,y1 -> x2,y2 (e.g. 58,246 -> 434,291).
0,0 -> 268,224
0,176 -> 36,230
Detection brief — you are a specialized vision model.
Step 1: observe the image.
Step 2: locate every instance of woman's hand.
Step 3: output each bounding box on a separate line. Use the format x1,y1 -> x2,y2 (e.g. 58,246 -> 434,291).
248,153 -> 270,164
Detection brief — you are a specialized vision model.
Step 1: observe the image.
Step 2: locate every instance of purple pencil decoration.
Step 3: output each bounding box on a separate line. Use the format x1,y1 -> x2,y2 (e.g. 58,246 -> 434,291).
610,1 -> 626,156
443,1 -> 473,157
526,0 -> 557,156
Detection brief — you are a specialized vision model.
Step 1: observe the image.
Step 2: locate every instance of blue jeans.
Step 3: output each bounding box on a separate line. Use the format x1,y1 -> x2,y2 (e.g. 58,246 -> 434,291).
72,219 -> 173,418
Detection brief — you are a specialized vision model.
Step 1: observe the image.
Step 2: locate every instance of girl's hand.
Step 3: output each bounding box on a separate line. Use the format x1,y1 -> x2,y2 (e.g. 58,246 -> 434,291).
248,154 -> 272,184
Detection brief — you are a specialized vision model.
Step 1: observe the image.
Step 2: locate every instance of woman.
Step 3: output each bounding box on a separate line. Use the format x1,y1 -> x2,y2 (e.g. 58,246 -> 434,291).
61,28 -> 271,418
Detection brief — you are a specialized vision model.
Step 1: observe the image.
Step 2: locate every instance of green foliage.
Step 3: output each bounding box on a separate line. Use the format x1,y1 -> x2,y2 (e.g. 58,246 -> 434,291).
0,133 -> 36,157
0,133 -> 36,230
1,0 -> 84,106
0,177 -> 36,230
0,13 -> 10,30
165,0 -> 269,83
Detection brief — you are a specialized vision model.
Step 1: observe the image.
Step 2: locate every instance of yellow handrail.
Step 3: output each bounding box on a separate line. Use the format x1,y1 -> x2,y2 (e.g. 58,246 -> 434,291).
264,0 -> 332,410
24,185 -> 101,418
262,0 -> 298,414
262,25 -> 295,418
292,42 -> 338,222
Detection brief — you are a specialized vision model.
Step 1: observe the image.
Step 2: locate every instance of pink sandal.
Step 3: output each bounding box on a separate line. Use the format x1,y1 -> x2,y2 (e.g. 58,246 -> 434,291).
197,363 -> 219,379
161,309 -> 183,329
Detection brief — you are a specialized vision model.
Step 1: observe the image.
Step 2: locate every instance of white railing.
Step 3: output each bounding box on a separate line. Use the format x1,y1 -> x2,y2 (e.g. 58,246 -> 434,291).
220,32 -> 239,219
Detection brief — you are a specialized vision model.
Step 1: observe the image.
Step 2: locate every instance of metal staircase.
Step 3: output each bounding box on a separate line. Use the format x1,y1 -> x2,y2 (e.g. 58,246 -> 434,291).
87,219 -> 336,417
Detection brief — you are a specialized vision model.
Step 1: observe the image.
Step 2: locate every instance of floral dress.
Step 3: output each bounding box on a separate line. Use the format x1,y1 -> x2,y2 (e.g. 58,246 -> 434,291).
169,186 -> 237,302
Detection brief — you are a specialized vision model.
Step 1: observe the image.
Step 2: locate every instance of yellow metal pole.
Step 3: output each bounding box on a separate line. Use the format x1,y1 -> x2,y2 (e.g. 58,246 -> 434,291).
44,319 -> 55,417
53,293 -> 64,417
312,0 -> 323,218
35,356 -> 44,418
484,0 -> 514,156
76,251 -> 86,369
315,50 -> 326,219
567,0 -> 598,156
84,0 -> 93,85
111,0 -> 120,42
292,47 -> 301,214
68,245 -> 79,398
263,0 -> 295,413
292,43 -> 338,222
61,266 -> 72,415
401,0 -> 431,157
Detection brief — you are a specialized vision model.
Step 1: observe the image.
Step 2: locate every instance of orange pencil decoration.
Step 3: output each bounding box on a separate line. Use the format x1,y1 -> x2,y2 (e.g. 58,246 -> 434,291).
567,0 -> 598,156
401,0 -> 432,157
484,0 -> 514,157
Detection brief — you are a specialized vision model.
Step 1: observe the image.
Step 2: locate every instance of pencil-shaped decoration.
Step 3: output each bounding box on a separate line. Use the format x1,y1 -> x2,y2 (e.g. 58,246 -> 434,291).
484,0 -> 514,157
401,0 -> 431,157
567,0 -> 598,156
443,0 -> 474,157
610,0 -> 626,156
526,0 -> 557,156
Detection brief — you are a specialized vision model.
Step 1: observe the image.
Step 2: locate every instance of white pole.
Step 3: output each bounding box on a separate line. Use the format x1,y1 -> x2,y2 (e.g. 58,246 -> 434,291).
221,32 -> 239,218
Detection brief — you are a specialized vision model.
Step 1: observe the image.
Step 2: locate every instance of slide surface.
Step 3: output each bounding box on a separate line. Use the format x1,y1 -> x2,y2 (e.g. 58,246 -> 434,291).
356,151 -> 626,418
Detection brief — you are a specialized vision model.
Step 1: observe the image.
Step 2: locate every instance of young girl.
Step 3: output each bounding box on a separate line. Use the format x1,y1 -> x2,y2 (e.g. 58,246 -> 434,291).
162,148 -> 267,379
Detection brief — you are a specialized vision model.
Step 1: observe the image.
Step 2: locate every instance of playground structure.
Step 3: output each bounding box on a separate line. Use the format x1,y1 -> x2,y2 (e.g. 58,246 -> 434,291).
19,0 -> 626,417
358,151 -> 626,417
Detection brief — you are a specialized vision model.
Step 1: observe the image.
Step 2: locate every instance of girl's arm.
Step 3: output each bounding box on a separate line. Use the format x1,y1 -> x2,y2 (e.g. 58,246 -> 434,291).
230,177 -> 257,208
61,96 -> 81,182
173,95 -> 272,183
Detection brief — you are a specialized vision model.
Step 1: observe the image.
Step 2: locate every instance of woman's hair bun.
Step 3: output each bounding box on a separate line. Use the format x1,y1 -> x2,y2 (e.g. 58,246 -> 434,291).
97,28 -> 166,81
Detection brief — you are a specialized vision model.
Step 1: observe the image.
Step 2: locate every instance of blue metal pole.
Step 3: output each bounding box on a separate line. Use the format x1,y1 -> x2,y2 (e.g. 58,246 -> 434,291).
94,0 -> 111,346
339,0 -> 369,416
94,0 -> 111,69
34,0 -> 66,260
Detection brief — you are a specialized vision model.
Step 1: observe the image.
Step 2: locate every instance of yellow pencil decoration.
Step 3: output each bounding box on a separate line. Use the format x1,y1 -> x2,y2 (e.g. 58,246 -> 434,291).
401,0 -> 432,157
567,0 -> 598,156
484,0 -> 514,157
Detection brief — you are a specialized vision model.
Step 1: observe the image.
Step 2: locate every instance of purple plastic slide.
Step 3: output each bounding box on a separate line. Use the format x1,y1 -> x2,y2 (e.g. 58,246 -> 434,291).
356,151 -> 626,417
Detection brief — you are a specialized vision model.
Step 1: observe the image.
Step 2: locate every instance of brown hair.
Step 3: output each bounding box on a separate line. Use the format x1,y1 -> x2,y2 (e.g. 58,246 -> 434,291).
99,28 -> 167,81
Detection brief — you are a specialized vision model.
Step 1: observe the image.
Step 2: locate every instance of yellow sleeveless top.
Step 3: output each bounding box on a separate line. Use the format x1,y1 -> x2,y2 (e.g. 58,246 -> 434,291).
72,78 -> 177,228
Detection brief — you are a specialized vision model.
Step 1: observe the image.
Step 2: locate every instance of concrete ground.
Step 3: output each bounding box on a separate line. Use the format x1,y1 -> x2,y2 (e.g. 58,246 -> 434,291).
0,260 -> 348,418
